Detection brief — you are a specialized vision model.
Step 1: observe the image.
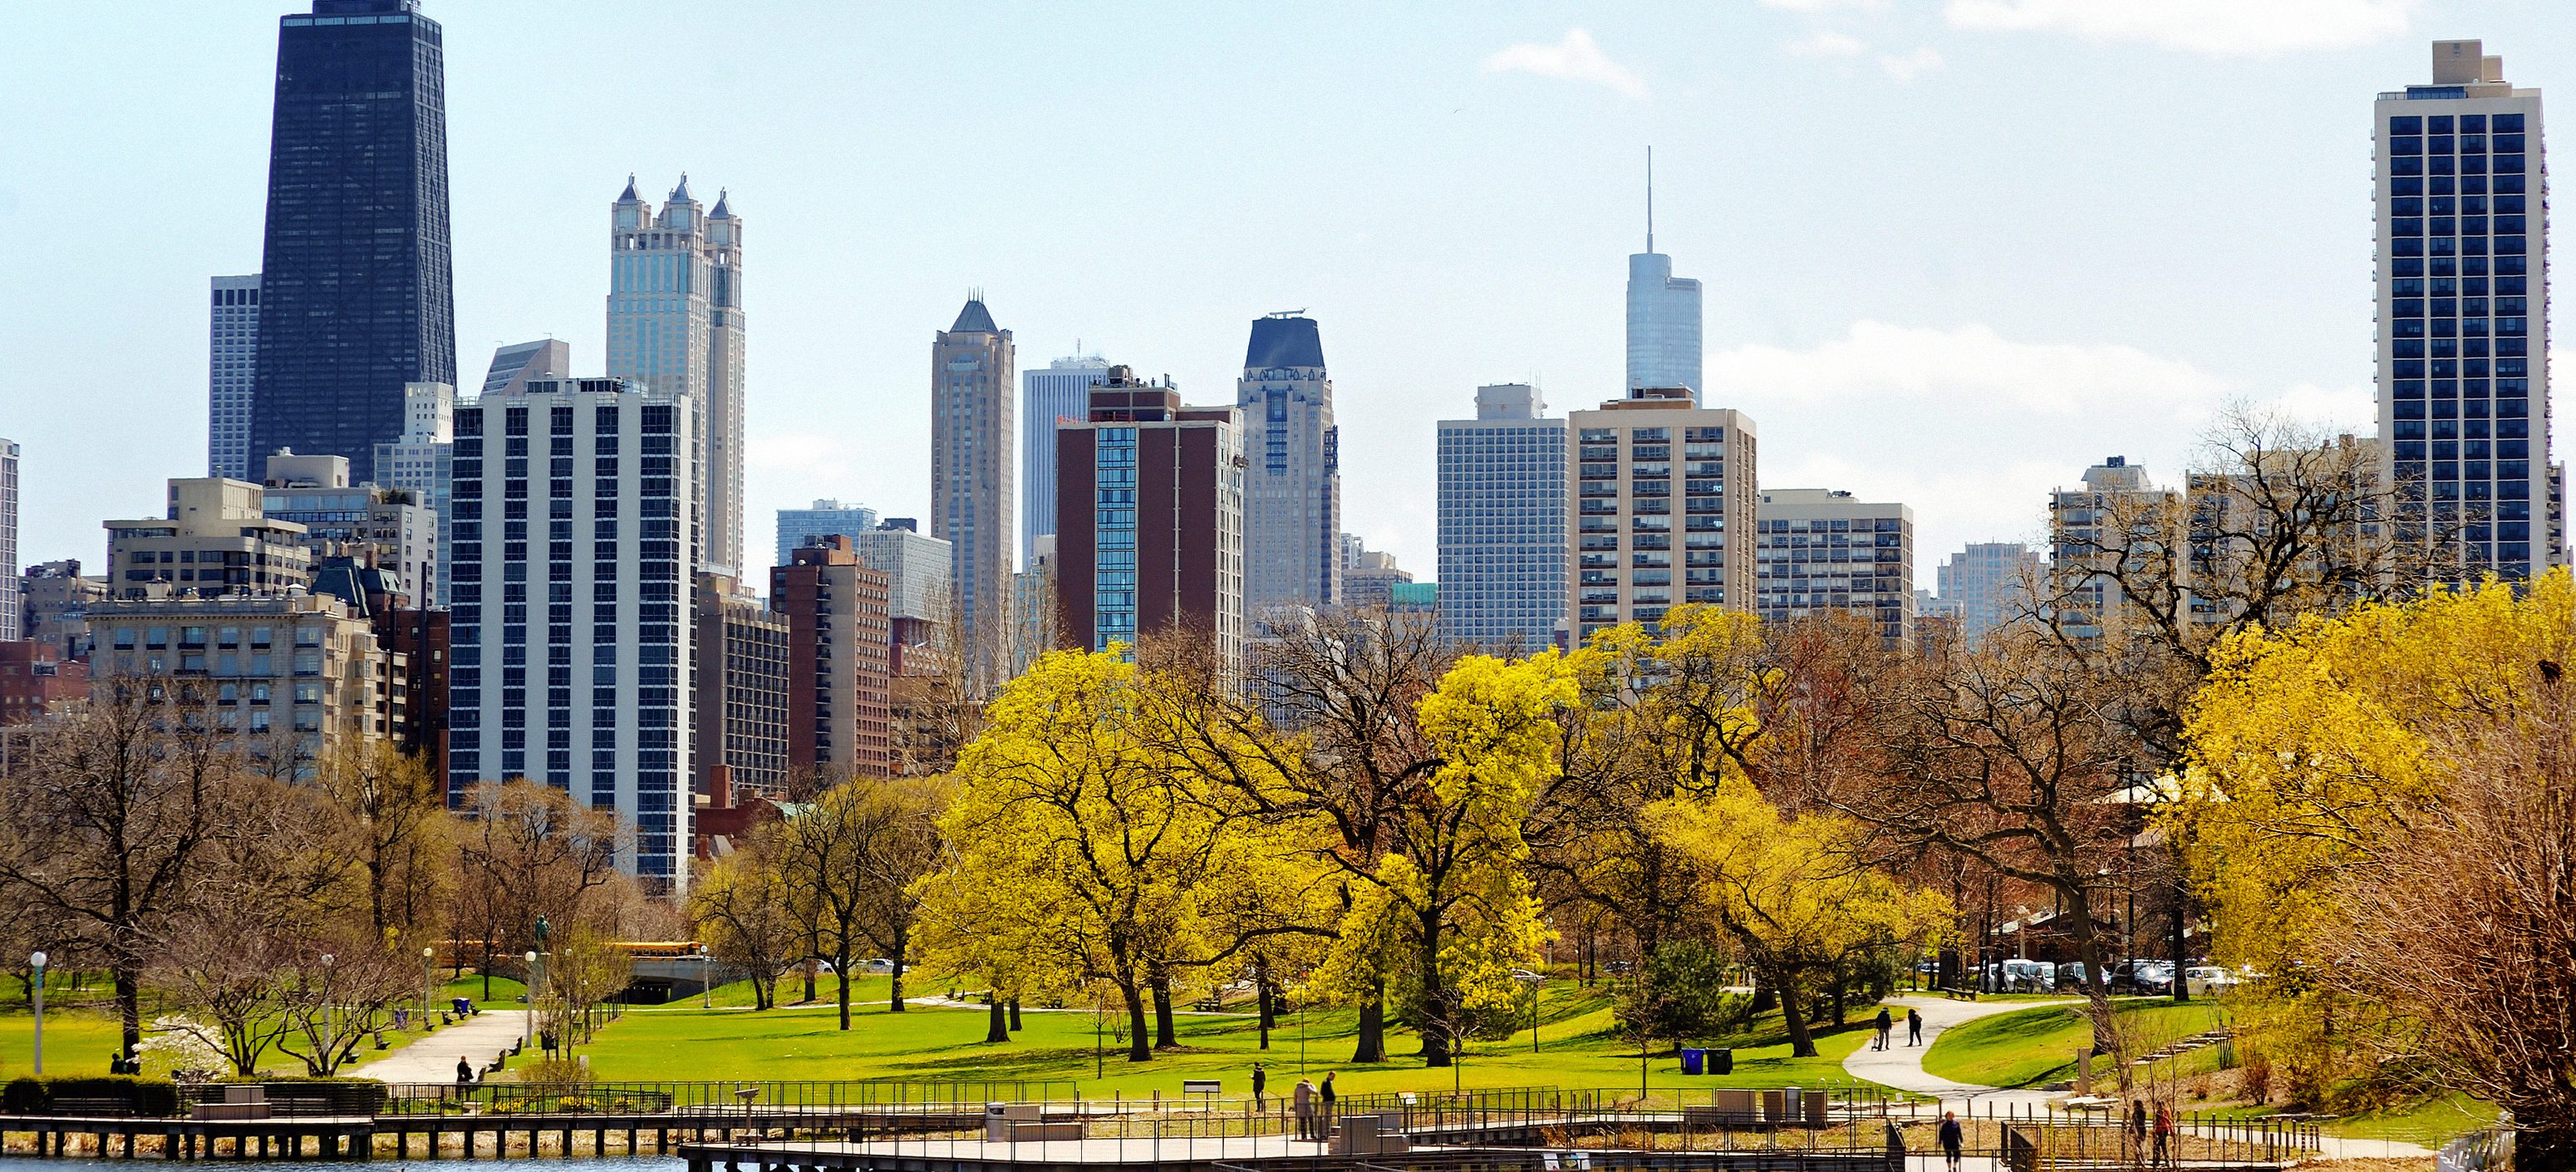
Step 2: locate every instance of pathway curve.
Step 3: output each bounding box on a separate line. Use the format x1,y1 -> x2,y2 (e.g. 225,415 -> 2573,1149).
1844,996 -> 2436,1161
359,1009 -> 528,1083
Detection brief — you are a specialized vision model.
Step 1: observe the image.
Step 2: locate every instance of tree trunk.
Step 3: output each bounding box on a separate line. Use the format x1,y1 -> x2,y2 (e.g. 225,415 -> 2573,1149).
1122,984 -> 1152,1061
1151,978 -> 1177,1049
2170,899 -> 2191,1003
115,966 -> 141,1058
2518,1121 -> 2576,1172
889,953 -> 907,1014
1008,997 -> 1022,1031
1830,969 -> 1847,1027
836,957 -> 853,1031
1351,991 -> 1388,1063
1775,969 -> 1816,1058
1256,972 -> 1275,1051
985,997 -> 1010,1044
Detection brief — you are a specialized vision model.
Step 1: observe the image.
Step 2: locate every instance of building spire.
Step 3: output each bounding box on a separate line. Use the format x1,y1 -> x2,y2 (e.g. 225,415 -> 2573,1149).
1645,145 -> 1655,254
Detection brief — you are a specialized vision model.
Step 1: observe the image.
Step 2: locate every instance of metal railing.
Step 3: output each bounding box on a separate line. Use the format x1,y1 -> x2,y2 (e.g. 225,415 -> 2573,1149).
375,1078 -> 1076,1117
2439,1125 -> 2514,1172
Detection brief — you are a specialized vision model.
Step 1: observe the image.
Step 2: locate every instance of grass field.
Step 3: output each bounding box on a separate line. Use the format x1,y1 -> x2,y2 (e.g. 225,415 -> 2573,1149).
2324,1092 -> 2497,1146
511,978 -> 1895,1098
1922,999 -> 2225,1089
0,973 -> 540,1078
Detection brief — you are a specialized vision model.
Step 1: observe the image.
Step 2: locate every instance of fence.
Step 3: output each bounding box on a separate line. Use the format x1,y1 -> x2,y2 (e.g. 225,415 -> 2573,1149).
2439,1126 -> 2514,1172
376,1078 -> 1077,1118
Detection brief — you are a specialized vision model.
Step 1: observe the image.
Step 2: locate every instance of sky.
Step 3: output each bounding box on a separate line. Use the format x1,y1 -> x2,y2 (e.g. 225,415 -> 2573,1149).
2,0 -> 2566,588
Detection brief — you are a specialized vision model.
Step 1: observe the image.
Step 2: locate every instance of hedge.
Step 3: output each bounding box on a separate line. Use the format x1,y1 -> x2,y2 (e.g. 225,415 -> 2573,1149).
2,1075 -> 182,1117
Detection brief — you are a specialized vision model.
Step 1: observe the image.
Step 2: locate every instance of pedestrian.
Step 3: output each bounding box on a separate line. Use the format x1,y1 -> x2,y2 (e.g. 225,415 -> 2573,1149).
455,1056 -> 474,1087
2152,1104 -> 2174,1167
2128,1100 -> 2147,1159
1320,1071 -> 1338,1135
1292,1078 -> 1316,1140
1251,1062 -> 1267,1110
1907,1008 -> 1924,1046
1938,1110 -> 1964,1172
1874,1008 -> 1893,1051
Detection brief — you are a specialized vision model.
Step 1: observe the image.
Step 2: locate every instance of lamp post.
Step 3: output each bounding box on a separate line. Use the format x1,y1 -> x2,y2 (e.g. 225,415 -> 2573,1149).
423,946 -> 437,1022
320,953 -> 337,1073
28,951 -> 47,1075
1514,970 -> 1544,1053
524,949 -> 541,1052
698,945 -> 711,1009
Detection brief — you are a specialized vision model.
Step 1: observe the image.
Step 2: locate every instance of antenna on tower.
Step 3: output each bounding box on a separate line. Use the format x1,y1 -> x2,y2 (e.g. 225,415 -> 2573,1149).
1646,145 -> 1655,254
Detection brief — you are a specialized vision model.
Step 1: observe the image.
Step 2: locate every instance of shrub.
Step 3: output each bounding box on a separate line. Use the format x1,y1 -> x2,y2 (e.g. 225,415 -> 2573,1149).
2,1075 -> 183,1117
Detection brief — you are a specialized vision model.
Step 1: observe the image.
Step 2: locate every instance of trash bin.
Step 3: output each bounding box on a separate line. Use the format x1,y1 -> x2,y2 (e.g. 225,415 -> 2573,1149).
1680,1048 -> 1704,1076
1709,1047 -> 1733,1076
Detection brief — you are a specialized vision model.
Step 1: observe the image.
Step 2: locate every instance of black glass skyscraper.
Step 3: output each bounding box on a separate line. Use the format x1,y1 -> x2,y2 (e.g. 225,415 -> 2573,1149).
249,0 -> 455,485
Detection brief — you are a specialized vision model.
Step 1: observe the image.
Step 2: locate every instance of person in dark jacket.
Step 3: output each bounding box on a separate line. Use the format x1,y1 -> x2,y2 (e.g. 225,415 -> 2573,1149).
1320,1071 -> 1337,1133
1251,1062 -> 1268,1110
1873,1008 -> 1894,1051
455,1056 -> 474,1086
1907,1008 -> 1925,1046
1939,1110 -> 1964,1172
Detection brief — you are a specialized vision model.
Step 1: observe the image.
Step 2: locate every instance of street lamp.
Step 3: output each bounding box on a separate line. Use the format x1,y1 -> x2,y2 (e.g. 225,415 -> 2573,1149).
320,953 -> 337,1072
423,946 -> 437,1023
1513,969 -> 1545,1054
698,945 -> 711,1009
524,950 -> 541,1052
28,951 -> 47,1075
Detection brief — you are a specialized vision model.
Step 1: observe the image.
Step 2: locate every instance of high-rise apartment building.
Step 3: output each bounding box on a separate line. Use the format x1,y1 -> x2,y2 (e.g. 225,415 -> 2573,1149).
1933,542 -> 2042,643
448,377 -> 700,889
375,382 -> 455,604
1024,353 -> 1113,566
249,0 -> 455,485
2049,456 -> 2180,644
774,500 -> 878,569
1566,388 -> 1757,644
851,520 -> 952,672
1237,314 -> 1340,611
1626,161 -> 1703,401
259,451 -> 440,606
86,592 -> 410,771
482,339 -> 573,397
0,439 -> 15,643
209,275 -> 261,480
104,478 -> 315,601
2377,40 -> 2555,580
769,536 -> 892,782
1753,489 -> 1915,647
1437,384 -> 1569,650
20,561 -> 110,660
610,176 -> 745,574
1340,540 -> 1413,612
931,298 -> 1014,684
1054,368 -> 1246,670
693,572 -> 789,800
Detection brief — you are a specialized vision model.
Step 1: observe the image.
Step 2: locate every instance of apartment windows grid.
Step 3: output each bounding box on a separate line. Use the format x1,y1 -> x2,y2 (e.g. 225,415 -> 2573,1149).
1436,387 -> 1568,650
1093,427 -> 1139,652
208,276 -> 261,480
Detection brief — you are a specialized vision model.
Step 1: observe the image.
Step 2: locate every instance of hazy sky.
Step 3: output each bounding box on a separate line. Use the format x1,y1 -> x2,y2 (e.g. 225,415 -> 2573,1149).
2,0 -> 2563,585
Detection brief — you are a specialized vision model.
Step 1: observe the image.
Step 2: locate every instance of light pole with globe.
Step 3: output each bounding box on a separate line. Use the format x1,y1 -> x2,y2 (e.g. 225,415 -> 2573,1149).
28,951 -> 47,1075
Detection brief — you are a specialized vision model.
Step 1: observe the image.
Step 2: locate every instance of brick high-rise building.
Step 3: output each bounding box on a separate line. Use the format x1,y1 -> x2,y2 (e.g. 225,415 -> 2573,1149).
770,536 -> 892,782
1053,367 -> 1245,671
694,571 -> 789,800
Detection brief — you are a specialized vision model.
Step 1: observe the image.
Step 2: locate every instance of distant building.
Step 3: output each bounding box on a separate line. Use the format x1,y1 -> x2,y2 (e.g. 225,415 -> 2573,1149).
610,175 -> 746,575
308,557 -> 449,774
86,592 -> 410,774
260,451 -> 439,606
932,298 -> 1014,688
480,339 -> 572,397
0,642 -> 87,726
1753,489 -> 1915,647
209,275 -> 261,480
851,520 -> 953,674
774,500 -> 878,570
104,477 -> 314,601
1933,542 -> 2042,642
1054,367 -> 1246,671
1237,314 -> 1340,612
373,382 -> 455,602
0,439 -> 14,643
1024,354 -> 1113,566
249,0 -> 455,485
1005,534 -> 1058,680
694,572 -> 789,800
770,536 -> 892,782
1340,539 -> 1413,611
1389,581 -> 1438,616
2049,456 -> 2180,644
19,561 -> 109,660
1437,383 -> 1568,650
1626,158 -> 1703,401
1566,388 -> 1757,643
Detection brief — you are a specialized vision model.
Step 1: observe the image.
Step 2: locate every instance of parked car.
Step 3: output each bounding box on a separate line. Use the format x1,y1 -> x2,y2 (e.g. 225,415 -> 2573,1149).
1999,958 -> 2055,992
2120,961 -> 2175,995
2185,966 -> 2239,997
859,958 -> 896,974
2056,963 -> 2097,992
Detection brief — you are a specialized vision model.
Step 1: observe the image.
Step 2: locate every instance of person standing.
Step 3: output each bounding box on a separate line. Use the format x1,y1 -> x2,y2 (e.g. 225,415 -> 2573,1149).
1907,1008 -> 1924,1046
1939,1110 -> 1964,1172
2129,1100 -> 2148,1160
1320,1071 -> 1338,1137
2153,1104 -> 2175,1167
1873,1008 -> 1893,1051
1293,1078 -> 1316,1140
1252,1062 -> 1268,1110
455,1056 -> 474,1086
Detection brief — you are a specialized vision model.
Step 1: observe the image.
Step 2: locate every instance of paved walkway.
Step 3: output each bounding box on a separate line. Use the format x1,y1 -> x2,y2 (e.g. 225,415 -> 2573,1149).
358,1008 -> 528,1084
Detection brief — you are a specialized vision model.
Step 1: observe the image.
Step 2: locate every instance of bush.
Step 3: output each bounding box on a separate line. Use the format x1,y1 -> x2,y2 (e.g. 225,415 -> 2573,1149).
2,1075 -> 183,1117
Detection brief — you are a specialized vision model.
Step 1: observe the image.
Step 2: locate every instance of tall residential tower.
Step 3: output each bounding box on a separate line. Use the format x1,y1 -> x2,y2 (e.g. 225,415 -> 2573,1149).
209,275 -> 260,480
1237,313 -> 1340,611
1023,353 -> 1112,566
1436,384 -> 1568,649
248,0 -> 455,485
1626,153 -> 1703,401
609,176 -> 745,574
931,297 -> 1014,687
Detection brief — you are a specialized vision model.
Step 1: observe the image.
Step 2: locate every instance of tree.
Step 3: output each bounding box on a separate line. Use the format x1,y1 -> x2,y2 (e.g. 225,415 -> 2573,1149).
1610,938 -> 1743,1055
272,938 -> 416,1076
313,739 -> 449,938
153,773 -> 347,1075
538,923 -> 632,1061
778,775 -> 951,1029
450,781 -> 622,1000
689,826 -> 801,1009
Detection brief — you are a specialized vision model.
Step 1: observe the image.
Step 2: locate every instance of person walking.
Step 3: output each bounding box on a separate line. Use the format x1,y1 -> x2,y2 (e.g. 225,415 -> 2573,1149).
455,1056 -> 474,1087
1292,1078 -> 1316,1140
1873,1008 -> 1893,1051
1938,1110 -> 1964,1172
2128,1100 -> 2148,1160
1251,1062 -> 1268,1110
1320,1071 -> 1338,1137
2152,1104 -> 2175,1168
1907,1008 -> 1924,1046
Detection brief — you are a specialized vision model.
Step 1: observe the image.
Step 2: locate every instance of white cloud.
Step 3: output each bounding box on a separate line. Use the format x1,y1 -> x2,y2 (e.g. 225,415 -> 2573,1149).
1943,0 -> 2416,57
1482,29 -> 1649,100
1878,47 -> 1945,81
1787,31 -> 1868,58
1705,321 -> 2359,566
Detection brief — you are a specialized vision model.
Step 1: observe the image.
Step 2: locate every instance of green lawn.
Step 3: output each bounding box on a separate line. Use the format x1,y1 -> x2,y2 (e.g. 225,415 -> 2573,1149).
523,979 -> 1895,1098
2326,1091 -> 2498,1146
1923,999 -> 2224,1089
0,1003 -> 128,1079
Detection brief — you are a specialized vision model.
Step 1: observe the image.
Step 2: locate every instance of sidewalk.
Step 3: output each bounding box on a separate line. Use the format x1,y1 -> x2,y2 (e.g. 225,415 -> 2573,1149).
359,1008 -> 528,1083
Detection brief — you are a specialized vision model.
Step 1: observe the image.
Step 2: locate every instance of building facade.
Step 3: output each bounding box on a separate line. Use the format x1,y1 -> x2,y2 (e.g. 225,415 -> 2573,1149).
249,0 -> 455,485
20,561 -> 109,660
1753,489 -> 1916,647
609,176 -> 746,575
851,520 -> 952,673
1237,314 -> 1340,611
931,298 -> 1015,684
769,537 -> 892,782
261,451 -> 439,607
448,377 -> 699,889
1566,389 -> 1757,644
1053,369 -> 1246,671
86,593 -> 409,771
374,382 -> 455,605
1023,353 -> 1113,567
774,500 -> 878,570
0,439 -> 14,643
105,478 -> 315,601
1626,182 -> 1703,400
209,275 -> 261,480
1933,541 -> 2043,643
482,339 -> 572,397
2048,456 -> 2180,644
2376,39 -> 2556,580
0,641 -> 87,727
693,572 -> 789,800
1340,542 -> 1413,611
1436,383 -> 1568,650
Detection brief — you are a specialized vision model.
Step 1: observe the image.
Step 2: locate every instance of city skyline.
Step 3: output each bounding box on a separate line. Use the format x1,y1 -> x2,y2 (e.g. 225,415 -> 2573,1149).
5,2 -> 2567,584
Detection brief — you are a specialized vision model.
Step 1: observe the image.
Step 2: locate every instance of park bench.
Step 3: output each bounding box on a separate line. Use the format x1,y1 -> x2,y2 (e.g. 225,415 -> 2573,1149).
51,1096 -> 137,1118
1180,1080 -> 1222,1109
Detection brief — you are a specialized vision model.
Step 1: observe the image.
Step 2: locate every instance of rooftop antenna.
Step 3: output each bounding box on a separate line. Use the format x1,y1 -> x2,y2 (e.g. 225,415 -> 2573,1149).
1645,145 -> 1655,254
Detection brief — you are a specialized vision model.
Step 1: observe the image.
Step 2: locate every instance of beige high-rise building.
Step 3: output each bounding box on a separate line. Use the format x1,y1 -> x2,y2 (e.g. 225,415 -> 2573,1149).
609,175 -> 745,575
104,478 -> 314,601
85,592 -> 410,774
2048,456 -> 2181,644
931,297 -> 1013,690
1566,387 -> 1757,644
1753,489 -> 1915,647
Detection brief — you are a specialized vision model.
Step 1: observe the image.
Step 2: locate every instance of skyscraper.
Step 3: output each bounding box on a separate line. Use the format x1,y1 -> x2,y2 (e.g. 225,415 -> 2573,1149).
209,275 -> 261,480
1933,541 -> 2043,642
2048,456 -> 2178,644
1566,387 -> 1757,644
1436,383 -> 1568,650
448,377 -> 700,889
1753,489 -> 1915,647
482,339 -> 572,397
930,297 -> 1013,686
609,176 -> 746,575
249,0 -> 455,486
1023,352 -> 1112,565
1626,153 -> 1703,401
2376,40 -> 2555,579
1236,313 -> 1340,611
1054,369 -> 1246,671
770,537 -> 894,781
0,438 -> 17,642
774,500 -> 878,569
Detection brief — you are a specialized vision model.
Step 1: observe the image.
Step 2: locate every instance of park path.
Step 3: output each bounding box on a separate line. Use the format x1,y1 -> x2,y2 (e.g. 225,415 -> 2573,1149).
1845,996 -> 2436,1161
358,1009 -> 527,1083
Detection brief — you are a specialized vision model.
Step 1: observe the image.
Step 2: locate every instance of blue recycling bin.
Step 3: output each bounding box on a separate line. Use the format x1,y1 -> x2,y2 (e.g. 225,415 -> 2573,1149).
1680,1048 -> 1706,1076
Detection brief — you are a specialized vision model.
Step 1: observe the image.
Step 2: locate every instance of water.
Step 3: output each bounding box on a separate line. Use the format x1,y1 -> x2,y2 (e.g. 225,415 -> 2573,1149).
0,1160 -> 684,1172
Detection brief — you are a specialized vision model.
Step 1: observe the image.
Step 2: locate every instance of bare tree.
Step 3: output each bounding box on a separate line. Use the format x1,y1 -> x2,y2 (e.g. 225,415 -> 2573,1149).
450,781 -> 622,999
314,738 -> 449,938
689,824 -> 802,1009
272,938 -> 418,1076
